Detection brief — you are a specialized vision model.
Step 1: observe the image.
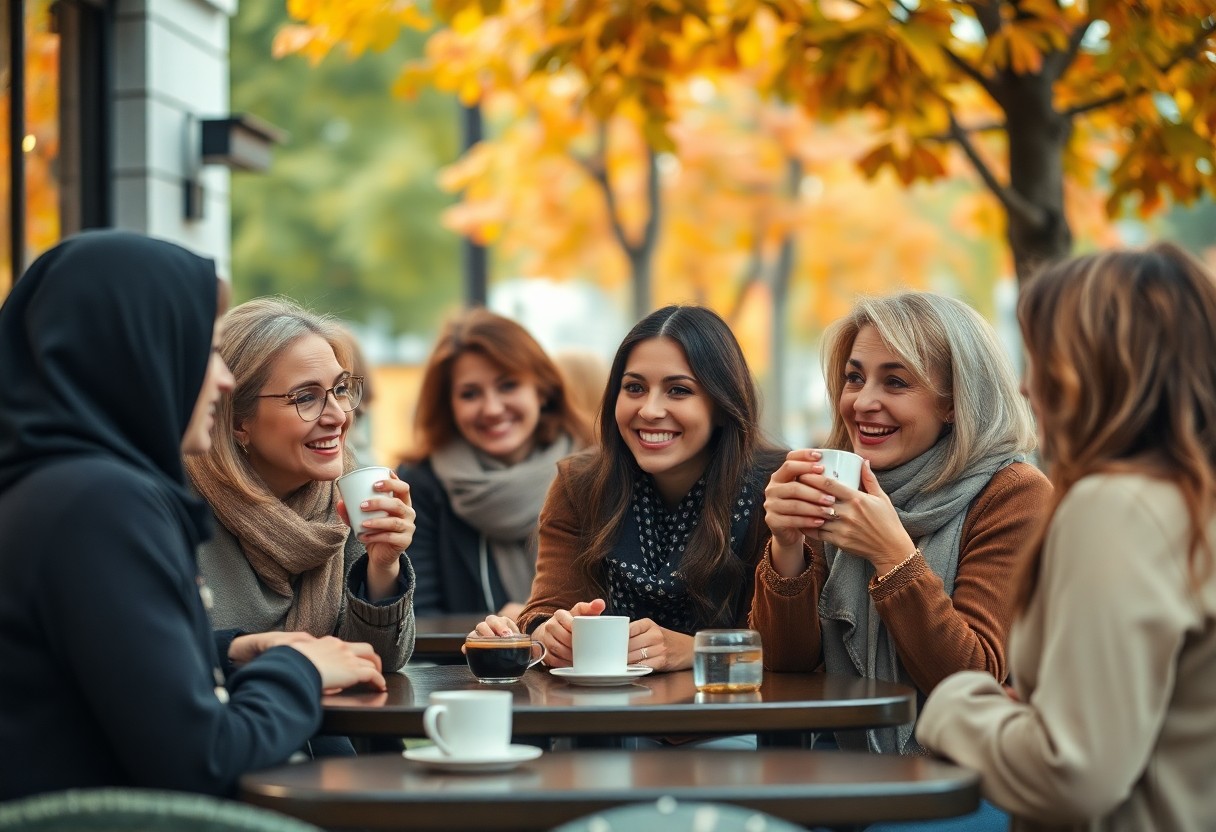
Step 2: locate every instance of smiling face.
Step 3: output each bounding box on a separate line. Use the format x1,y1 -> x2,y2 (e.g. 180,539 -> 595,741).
235,333 -> 349,498
838,325 -> 952,471
450,351 -> 543,465
182,319 -> 235,456
614,336 -> 717,506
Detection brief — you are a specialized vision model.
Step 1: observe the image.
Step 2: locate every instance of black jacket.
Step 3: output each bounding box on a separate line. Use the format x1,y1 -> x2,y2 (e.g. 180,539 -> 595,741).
0,231 -> 323,799
396,458 -> 509,614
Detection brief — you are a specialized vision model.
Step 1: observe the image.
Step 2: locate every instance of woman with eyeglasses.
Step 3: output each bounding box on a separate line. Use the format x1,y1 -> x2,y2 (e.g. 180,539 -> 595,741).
185,298 -> 416,684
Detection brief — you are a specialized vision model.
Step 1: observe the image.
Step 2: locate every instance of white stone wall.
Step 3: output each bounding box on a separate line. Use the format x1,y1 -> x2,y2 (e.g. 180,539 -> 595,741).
113,0 -> 236,275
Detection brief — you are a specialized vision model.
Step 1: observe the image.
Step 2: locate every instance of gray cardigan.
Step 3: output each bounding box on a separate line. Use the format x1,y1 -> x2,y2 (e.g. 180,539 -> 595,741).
197,515 -> 416,672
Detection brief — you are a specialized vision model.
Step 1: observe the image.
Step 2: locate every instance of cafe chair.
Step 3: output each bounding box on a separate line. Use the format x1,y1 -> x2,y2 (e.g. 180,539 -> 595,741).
549,797 -> 805,832
0,788 -> 322,832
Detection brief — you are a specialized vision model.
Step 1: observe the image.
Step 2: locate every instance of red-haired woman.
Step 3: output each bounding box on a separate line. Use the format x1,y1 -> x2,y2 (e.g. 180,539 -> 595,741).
398,309 -> 592,617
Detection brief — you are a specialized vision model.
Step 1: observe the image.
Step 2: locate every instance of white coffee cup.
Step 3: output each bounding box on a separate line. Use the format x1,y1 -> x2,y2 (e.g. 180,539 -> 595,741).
572,615 -> 629,675
815,449 -> 864,491
335,466 -> 391,537
422,690 -> 512,759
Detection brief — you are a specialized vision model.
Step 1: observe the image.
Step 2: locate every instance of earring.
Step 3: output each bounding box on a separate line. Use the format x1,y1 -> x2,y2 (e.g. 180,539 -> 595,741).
238,441 -> 249,456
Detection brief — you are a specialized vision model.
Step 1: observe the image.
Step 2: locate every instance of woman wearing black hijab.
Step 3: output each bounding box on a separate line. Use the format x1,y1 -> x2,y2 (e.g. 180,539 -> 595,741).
0,231 -> 386,800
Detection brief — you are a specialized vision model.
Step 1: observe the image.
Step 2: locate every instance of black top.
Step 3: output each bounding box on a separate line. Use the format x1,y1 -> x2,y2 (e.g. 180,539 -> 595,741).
0,231 -> 322,799
396,458 -> 509,614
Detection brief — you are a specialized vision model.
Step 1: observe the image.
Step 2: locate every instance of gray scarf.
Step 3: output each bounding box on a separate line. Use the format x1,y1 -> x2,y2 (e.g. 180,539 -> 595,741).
820,437 -> 1021,754
431,434 -> 574,603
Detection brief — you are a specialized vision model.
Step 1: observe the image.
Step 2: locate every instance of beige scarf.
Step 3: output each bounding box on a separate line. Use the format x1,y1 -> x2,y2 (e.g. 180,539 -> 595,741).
191,471 -> 349,637
431,435 -> 574,603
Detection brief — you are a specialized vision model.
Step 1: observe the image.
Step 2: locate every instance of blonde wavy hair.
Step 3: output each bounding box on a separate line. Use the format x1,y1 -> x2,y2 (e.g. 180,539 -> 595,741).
822,291 -> 1036,492
184,297 -> 354,505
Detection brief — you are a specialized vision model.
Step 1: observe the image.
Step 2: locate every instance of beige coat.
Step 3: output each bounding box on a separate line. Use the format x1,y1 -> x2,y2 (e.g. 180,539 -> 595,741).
918,473 -> 1216,832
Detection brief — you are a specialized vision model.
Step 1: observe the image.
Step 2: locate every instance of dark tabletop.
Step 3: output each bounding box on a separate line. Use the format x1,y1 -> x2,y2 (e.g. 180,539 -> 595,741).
240,749 -> 980,831
413,614 -> 485,659
321,664 -> 916,737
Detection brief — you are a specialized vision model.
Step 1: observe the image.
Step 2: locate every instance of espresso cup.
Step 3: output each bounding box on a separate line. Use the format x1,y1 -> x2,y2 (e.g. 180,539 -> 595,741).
422,690 -> 512,759
815,449 -> 863,491
572,615 -> 629,675
335,466 -> 391,536
465,633 -> 547,684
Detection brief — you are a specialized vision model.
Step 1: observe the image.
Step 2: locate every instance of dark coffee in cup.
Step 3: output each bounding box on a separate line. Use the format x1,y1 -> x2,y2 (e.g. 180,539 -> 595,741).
465,635 -> 547,684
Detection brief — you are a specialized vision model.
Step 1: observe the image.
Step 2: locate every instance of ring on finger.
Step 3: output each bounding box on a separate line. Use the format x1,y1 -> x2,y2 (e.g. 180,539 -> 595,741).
641,647 -> 649,660
827,507 -> 836,519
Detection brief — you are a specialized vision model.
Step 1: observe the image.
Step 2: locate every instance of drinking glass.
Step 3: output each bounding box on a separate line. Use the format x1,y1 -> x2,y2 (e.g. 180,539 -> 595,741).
693,629 -> 763,693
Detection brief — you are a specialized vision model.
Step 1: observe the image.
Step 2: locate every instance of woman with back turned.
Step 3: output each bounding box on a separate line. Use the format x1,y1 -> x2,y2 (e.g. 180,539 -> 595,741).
919,243 -> 1216,832
0,232 -> 384,799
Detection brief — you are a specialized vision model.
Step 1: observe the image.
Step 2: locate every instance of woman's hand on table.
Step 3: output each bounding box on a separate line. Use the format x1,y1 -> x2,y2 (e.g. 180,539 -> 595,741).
629,619 -> 693,671
801,459 -> 915,577
764,450 -> 831,577
288,635 -> 386,694
228,630 -> 318,667
338,471 -> 413,600
534,599 -> 607,668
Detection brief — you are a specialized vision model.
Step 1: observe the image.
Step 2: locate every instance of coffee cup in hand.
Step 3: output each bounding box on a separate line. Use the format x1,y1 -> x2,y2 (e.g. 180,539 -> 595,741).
466,633 -> 547,684
335,466 -> 391,537
423,690 -> 512,759
572,615 -> 629,675
815,449 -> 863,491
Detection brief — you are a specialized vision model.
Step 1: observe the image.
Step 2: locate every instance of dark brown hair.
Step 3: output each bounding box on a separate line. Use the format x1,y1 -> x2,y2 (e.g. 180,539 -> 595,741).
405,308 -> 592,461
1016,242 -> 1216,607
569,305 -> 784,628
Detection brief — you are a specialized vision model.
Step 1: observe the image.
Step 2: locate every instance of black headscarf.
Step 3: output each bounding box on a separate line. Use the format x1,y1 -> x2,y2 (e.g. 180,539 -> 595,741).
0,230 -> 218,547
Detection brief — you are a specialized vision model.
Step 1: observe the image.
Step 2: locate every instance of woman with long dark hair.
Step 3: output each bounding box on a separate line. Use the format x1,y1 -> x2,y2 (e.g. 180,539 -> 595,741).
919,243 -> 1216,831
478,305 -> 784,671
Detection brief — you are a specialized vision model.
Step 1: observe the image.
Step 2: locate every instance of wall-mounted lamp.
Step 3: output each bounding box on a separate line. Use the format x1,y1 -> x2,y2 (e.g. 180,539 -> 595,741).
184,113 -> 287,221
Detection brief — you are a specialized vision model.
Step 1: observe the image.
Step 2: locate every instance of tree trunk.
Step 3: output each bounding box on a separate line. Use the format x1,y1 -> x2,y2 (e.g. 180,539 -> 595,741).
1000,76 -> 1074,283
630,148 -> 660,321
768,157 -> 801,440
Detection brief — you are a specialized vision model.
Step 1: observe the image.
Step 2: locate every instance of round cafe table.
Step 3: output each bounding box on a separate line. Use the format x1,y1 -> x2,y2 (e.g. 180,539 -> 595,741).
240,749 -> 980,831
321,664 -> 916,739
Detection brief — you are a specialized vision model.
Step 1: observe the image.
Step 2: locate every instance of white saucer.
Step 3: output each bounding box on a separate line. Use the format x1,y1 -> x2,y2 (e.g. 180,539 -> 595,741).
549,665 -> 654,686
403,744 -> 542,773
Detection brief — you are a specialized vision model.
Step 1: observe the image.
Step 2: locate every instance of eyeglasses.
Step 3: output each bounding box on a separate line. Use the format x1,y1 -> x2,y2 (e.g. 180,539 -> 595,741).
257,375 -> 365,422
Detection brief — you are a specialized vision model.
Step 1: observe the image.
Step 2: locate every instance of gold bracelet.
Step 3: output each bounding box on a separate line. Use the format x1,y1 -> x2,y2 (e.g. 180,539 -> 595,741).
875,547 -> 921,585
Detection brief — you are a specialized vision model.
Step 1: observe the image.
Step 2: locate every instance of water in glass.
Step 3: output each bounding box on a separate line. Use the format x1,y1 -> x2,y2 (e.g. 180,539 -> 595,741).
693,629 -> 763,693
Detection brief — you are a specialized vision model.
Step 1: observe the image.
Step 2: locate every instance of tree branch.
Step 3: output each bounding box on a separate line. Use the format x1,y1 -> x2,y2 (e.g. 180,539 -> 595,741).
947,112 -> 1046,228
1040,17 -> 1094,81
579,122 -> 638,258
1062,17 -> 1215,120
967,0 -> 1004,39
925,117 -> 1005,143
943,46 -> 1000,99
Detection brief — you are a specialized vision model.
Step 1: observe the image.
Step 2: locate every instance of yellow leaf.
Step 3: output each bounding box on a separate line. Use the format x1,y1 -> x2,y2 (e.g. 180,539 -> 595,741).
1006,26 -> 1044,75
900,22 -> 948,79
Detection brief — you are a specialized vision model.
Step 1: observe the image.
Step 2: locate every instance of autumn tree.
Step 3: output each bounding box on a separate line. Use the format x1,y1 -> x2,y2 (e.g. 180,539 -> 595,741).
284,0 -> 1216,284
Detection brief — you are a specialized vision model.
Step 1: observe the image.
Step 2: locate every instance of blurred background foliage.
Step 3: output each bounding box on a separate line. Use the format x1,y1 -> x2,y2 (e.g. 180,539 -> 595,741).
229,2 -> 462,337
226,1 -> 1215,451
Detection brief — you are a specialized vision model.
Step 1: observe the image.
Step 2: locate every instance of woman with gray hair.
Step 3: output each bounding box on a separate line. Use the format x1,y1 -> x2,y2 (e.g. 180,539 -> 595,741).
752,292 -> 1050,764
184,298 -> 416,688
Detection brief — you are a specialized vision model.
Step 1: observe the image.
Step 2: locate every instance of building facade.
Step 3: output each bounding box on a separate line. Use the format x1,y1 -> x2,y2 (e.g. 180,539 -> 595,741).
3,0 -> 235,298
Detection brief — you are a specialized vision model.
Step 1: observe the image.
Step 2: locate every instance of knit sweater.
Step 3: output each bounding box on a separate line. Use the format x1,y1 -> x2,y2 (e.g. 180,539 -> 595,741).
750,461 -> 1050,695
198,517 -> 416,672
